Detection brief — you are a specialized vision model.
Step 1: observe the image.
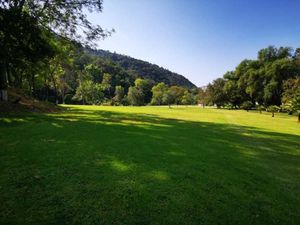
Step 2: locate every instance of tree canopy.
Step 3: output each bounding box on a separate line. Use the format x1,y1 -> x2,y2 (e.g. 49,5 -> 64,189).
199,46 -> 300,110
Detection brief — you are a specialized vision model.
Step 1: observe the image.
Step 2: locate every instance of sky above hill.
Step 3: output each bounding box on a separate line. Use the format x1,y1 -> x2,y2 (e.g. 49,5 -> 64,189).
88,0 -> 300,86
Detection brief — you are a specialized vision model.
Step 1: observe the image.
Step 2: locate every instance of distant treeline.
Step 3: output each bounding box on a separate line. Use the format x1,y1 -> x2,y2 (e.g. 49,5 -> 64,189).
87,48 -> 196,89
198,46 -> 300,114
63,49 -> 199,106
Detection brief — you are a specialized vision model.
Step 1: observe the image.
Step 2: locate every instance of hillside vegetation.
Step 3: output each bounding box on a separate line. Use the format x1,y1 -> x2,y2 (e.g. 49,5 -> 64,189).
87,48 -> 196,89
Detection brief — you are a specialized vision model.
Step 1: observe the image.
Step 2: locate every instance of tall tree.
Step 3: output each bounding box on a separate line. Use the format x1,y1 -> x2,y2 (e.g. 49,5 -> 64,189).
206,78 -> 227,107
73,80 -> 103,105
197,87 -> 209,107
0,0 -> 112,101
151,82 -> 167,105
101,73 -> 112,97
0,7 -> 54,100
163,88 -> 177,108
127,86 -> 144,106
181,90 -> 193,105
134,78 -> 153,104
114,85 -> 125,105
169,86 -> 185,105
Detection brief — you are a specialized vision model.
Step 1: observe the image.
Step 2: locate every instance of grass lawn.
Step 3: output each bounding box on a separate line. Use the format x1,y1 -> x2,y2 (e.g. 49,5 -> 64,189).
0,105 -> 299,225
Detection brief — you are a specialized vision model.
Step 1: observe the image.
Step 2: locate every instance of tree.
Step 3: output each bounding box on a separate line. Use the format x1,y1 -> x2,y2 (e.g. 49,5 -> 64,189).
190,87 -> 199,105
223,71 -> 246,108
56,73 -> 71,104
101,73 -> 112,97
1,0 -> 113,45
282,77 -> 300,121
181,90 -> 193,105
197,87 -> 208,107
127,86 -> 144,106
85,63 -> 103,83
169,86 -> 185,105
204,46 -> 299,109
151,82 -> 167,105
163,88 -> 177,108
43,39 -> 78,103
114,85 -> 125,105
73,80 -> 103,105
206,78 -> 227,107
282,78 -> 300,104
258,46 -> 291,62
291,95 -> 300,122
241,101 -> 253,111
294,48 -> 300,66
267,105 -> 280,117
134,78 -> 153,104
0,7 -> 55,101
256,105 -> 265,114
0,0 -> 112,101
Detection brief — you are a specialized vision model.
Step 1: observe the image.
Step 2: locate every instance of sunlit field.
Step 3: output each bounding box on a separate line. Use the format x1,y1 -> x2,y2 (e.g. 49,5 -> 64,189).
1,106 -> 299,225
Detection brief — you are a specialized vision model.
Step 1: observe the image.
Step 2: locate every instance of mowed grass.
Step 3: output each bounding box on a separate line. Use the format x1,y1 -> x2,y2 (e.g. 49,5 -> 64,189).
0,105 -> 299,225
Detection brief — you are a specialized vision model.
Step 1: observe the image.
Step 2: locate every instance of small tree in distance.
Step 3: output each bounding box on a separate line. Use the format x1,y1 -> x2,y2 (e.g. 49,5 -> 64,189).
267,105 -> 280,117
241,101 -> 253,112
257,105 -> 265,114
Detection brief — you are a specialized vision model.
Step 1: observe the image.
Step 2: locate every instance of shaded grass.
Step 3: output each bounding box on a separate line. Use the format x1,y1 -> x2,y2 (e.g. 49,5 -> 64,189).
0,106 -> 299,225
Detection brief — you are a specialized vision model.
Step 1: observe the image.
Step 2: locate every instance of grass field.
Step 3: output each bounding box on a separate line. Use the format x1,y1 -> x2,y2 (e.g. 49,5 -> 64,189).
0,105 -> 299,225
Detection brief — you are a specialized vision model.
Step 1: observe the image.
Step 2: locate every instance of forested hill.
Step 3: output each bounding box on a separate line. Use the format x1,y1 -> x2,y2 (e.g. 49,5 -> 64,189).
86,48 -> 196,89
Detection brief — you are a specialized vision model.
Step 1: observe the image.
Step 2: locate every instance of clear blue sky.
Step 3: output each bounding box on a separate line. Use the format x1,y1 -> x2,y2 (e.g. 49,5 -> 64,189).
88,0 -> 300,86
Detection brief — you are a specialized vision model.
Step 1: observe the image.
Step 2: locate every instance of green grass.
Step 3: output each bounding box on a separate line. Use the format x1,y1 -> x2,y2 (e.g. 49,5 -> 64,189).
0,105 -> 299,225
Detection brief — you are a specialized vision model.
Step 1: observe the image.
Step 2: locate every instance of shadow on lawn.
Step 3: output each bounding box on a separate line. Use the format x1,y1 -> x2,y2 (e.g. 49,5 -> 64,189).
0,108 -> 300,225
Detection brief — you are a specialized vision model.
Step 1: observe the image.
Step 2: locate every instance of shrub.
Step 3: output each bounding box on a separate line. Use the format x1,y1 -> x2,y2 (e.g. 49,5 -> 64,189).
241,101 -> 253,111
64,94 -> 74,104
256,105 -> 265,114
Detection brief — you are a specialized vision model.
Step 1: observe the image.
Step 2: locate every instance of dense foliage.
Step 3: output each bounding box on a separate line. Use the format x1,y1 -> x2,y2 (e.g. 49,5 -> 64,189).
87,48 -> 196,89
0,0 -> 112,101
198,46 -> 300,119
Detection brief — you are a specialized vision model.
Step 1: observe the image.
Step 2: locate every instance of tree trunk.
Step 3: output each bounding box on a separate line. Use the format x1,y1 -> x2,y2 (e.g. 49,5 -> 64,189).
31,73 -> 36,97
0,62 -> 8,101
62,90 -> 65,104
0,90 -> 8,101
272,112 -> 274,117
298,113 -> 300,123
49,63 -> 59,104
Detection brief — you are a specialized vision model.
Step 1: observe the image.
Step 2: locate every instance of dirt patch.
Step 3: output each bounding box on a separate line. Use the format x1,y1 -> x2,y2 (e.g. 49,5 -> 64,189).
0,89 -> 63,114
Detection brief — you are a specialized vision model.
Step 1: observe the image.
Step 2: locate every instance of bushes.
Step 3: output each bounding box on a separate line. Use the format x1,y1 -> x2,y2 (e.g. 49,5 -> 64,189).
256,105 -> 265,114
64,94 -> 74,104
241,101 -> 253,111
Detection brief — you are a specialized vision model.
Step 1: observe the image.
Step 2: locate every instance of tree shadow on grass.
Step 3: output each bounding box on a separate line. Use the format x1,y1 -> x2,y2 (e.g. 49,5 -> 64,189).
0,108 -> 299,225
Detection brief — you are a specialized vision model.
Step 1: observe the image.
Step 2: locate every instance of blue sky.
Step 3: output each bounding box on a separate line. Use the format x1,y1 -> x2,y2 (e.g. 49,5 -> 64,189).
88,0 -> 300,86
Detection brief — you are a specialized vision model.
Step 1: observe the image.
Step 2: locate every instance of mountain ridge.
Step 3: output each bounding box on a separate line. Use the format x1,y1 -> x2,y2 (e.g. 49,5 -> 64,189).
86,48 -> 197,89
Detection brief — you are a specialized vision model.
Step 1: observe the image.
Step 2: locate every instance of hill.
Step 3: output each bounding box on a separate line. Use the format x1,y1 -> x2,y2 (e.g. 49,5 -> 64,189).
86,48 -> 196,89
